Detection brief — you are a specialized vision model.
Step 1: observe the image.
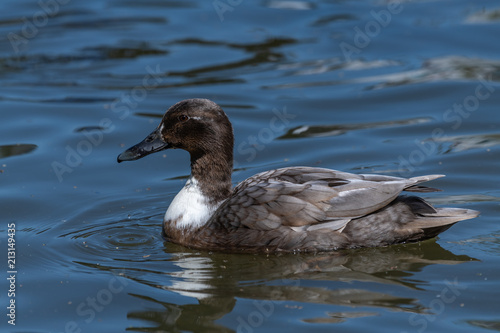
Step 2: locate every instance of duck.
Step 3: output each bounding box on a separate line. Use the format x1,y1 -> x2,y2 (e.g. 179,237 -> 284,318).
117,98 -> 479,253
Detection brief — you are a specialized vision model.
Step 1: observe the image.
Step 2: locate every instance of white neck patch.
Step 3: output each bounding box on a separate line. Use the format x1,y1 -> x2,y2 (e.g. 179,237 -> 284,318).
164,177 -> 221,229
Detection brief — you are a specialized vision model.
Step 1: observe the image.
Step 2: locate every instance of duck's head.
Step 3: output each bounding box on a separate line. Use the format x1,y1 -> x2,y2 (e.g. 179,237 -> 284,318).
117,98 -> 234,163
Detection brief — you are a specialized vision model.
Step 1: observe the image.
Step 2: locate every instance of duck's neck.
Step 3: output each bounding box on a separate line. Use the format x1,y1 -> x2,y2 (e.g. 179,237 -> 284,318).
190,151 -> 233,204
164,150 -> 233,231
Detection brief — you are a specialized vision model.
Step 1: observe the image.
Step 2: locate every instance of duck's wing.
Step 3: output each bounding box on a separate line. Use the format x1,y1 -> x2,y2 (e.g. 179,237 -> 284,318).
212,167 -> 444,232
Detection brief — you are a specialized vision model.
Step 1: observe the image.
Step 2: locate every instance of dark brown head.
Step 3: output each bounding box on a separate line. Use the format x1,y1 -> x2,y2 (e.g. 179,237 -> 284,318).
117,99 -> 234,164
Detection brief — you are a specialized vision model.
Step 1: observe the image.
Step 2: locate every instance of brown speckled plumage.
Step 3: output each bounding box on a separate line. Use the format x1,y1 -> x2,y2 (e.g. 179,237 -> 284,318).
118,99 -> 479,253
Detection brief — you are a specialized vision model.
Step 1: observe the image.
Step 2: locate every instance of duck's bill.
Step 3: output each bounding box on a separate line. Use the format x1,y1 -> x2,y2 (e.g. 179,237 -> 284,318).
117,129 -> 170,163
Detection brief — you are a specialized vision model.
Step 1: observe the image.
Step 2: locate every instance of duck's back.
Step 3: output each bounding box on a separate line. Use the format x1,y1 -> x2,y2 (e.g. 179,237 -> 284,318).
197,167 -> 478,252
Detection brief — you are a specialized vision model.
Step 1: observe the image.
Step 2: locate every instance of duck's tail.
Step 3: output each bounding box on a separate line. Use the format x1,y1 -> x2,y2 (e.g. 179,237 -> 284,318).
409,207 -> 479,239
404,174 -> 445,193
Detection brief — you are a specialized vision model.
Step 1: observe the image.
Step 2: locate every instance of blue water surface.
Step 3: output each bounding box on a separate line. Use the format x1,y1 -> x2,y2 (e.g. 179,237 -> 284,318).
1,0 -> 500,332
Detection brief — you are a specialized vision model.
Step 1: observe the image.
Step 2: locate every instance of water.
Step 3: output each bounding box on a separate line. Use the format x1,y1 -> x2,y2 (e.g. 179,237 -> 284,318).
1,0 -> 499,332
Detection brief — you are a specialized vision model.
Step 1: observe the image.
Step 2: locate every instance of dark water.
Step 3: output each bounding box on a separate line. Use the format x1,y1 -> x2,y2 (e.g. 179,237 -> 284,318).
1,0 -> 500,332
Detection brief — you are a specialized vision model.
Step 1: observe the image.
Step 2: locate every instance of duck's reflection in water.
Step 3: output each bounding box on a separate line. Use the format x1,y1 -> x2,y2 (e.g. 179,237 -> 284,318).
123,240 -> 475,332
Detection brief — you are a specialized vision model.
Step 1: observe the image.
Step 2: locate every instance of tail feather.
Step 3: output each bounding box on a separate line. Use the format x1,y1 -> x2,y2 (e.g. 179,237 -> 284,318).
402,196 -> 479,242
404,175 -> 445,193
343,195 -> 479,248
410,208 -> 479,229
408,174 -> 445,184
404,185 -> 442,193
408,208 -> 479,239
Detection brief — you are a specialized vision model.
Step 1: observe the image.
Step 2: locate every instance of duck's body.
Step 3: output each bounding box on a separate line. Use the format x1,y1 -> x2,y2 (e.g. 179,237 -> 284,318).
118,99 -> 479,253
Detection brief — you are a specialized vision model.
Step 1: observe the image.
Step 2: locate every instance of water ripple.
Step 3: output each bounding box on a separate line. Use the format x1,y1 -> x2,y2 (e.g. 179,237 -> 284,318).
266,56 -> 500,90
0,143 -> 37,159
432,132 -> 500,153
279,117 -> 431,139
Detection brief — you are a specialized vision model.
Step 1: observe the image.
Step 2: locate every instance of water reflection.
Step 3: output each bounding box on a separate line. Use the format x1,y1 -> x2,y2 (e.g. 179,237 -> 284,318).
466,319 -> 500,331
278,117 -> 431,139
0,143 -> 37,159
89,240 -> 476,331
2,44 -> 166,70
428,194 -> 500,207
267,56 -> 500,90
432,132 -> 500,153
167,37 -> 295,78
58,16 -> 167,29
127,293 -> 235,333
83,43 -> 168,59
310,13 -> 357,27
466,8 -> 500,24
264,0 -> 315,10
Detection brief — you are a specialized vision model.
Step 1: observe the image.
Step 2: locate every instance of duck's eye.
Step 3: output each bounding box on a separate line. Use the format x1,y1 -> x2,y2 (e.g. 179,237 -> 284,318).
178,115 -> 189,122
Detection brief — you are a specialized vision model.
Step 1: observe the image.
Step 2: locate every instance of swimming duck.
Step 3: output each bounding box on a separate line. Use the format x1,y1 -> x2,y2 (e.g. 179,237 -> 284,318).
117,99 -> 479,253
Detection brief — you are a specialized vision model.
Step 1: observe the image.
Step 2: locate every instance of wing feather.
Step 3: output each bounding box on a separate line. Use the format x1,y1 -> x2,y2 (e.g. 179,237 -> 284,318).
211,167 -> 442,233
